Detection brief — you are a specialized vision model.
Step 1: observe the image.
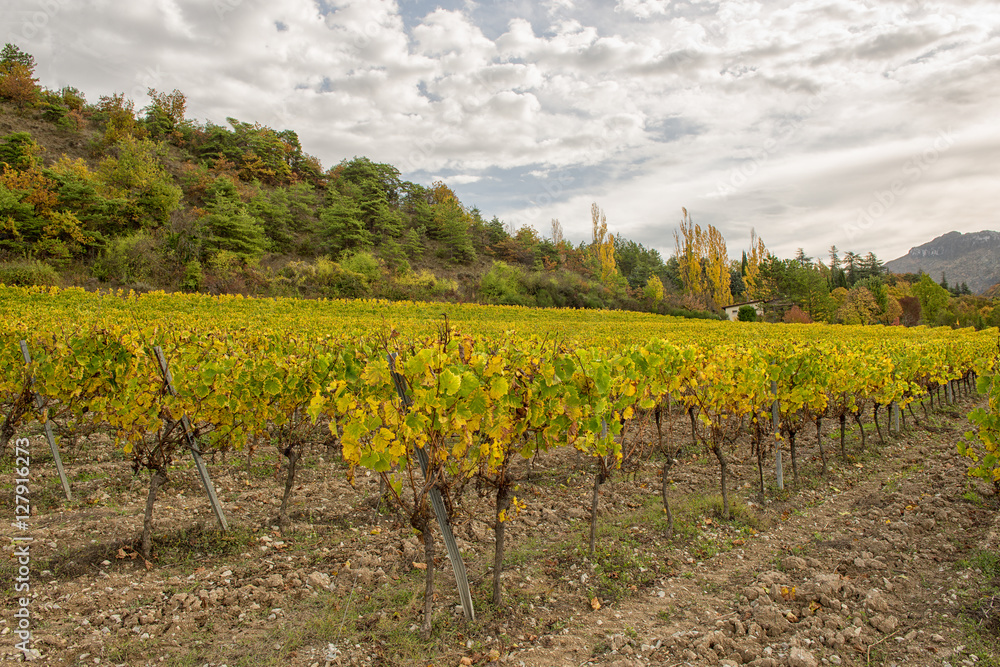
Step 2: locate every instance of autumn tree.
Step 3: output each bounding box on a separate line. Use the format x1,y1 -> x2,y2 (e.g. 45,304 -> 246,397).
673,207 -> 704,296
643,274 -> 665,303
742,229 -> 771,300
98,93 -> 146,145
144,88 -> 188,138
835,286 -> 879,325
550,218 -> 564,246
704,223 -> 732,308
591,202 -> 616,284
0,44 -> 38,109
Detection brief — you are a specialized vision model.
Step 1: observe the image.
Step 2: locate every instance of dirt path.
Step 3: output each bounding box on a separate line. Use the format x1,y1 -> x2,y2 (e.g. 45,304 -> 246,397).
1,394 -> 997,667
508,406 -> 998,667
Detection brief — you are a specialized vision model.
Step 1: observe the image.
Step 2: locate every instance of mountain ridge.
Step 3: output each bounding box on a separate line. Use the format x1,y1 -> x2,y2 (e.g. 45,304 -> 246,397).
884,230 -> 1000,294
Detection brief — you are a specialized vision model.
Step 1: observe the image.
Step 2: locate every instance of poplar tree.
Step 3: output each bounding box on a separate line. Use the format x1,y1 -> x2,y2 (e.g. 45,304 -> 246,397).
591,203 -> 616,284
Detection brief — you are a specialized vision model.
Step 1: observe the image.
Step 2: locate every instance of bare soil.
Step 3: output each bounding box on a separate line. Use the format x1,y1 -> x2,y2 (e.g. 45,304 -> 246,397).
2,392 -> 998,667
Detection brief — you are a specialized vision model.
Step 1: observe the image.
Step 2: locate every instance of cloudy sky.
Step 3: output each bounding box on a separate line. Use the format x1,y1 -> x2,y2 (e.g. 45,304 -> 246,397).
8,0 -> 999,263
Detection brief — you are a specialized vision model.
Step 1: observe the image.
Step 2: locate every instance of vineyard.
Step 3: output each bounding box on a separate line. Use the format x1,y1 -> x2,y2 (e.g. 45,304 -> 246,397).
2,285 -> 1000,667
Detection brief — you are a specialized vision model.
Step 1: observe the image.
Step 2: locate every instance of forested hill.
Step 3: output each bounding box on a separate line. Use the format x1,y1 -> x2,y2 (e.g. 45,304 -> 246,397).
0,43 -> 722,317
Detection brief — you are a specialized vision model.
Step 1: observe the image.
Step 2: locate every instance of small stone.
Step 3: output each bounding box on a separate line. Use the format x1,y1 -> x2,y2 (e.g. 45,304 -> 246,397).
788,646 -> 819,667
870,614 -> 899,634
782,556 -> 808,571
307,572 -> 331,590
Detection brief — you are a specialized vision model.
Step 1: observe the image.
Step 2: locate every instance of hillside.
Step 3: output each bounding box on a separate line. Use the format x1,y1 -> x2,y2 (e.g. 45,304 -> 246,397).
884,230 -> 1000,294
0,41 -> 722,319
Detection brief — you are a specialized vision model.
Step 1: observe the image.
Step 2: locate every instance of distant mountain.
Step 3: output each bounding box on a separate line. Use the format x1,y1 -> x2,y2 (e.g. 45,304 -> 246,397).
884,230 -> 1000,294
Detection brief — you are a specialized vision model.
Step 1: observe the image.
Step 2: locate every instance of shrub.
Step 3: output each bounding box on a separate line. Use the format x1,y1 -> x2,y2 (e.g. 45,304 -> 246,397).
282,257 -> 370,299
0,259 -> 59,286
479,261 -> 528,306
181,260 -> 202,292
0,132 -> 42,170
782,305 -> 811,324
737,305 -> 757,322
340,251 -> 382,284
90,231 -> 158,283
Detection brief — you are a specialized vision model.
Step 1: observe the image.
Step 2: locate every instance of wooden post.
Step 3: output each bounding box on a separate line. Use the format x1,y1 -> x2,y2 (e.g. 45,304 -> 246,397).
387,354 -> 475,622
19,341 -> 72,501
153,346 -> 228,531
771,379 -> 783,491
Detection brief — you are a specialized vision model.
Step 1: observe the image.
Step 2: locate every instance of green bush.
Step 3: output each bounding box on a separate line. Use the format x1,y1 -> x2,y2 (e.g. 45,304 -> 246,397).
737,305 -> 757,322
0,259 -> 59,286
0,131 -> 42,170
90,231 -> 158,283
181,260 -> 202,292
479,261 -> 528,306
340,251 -> 382,284
282,257 -> 370,299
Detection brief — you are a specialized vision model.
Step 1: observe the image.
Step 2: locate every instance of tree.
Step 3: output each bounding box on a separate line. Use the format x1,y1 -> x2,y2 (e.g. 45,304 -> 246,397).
643,274 -> 665,303
828,245 -> 847,289
0,132 -> 42,171
843,251 -> 860,286
334,157 -> 403,237
673,207 -> 704,296
835,286 -> 879,325
859,252 -> 883,280
591,202 -> 616,284
98,93 -> 146,145
97,136 -> 181,227
429,181 -> 476,263
0,44 -> 35,72
615,236 -> 667,289
737,305 -> 757,322
197,177 -> 268,259
898,295 -> 921,326
913,273 -> 951,324
742,228 -> 770,300
704,224 -> 731,308
318,189 -> 370,257
144,88 -> 188,138
0,48 -> 38,108
550,218 -> 564,246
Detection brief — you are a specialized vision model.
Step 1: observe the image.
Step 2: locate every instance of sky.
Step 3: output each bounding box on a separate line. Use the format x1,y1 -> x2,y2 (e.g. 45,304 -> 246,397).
6,0 -> 999,264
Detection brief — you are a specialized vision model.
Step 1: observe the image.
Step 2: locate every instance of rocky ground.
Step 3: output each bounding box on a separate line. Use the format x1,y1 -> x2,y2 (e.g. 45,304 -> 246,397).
1,393 -> 998,667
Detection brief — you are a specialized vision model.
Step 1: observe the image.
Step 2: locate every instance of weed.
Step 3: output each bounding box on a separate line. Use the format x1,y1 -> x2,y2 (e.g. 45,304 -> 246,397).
656,607 -> 675,623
